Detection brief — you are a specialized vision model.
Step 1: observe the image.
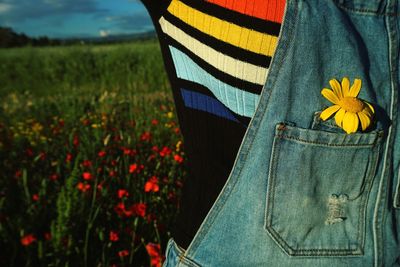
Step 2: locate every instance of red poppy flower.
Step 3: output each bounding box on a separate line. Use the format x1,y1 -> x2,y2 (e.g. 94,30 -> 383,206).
32,194 -> 39,201
151,119 -> 159,125
131,203 -> 146,217
82,160 -> 92,168
39,152 -> 46,161
129,164 -> 137,173
50,174 -> 59,181
140,131 -> 152,142
118,250 -> 129,257
145,243 -> 163,267
159,147 -> 172,157
82,172 -> 92,180
14,170 -> 22,178
77,182 -> 91,192
173,154 -> 184,164
73,135 -> 79,147
144,176 -> 159,193
109,231 -> 119,242
44,232 -> 52,240
114,202 -> 133,217
21,234 -> 36,246
65,153 -> 72,163
26,148 -> 34,157
98,151 -> 106,157
118,189 -> 129,199
152,145 -> 159,152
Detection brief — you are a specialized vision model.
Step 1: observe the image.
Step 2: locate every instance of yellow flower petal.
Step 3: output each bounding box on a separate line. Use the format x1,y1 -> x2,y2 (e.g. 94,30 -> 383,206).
334,108 -> 346,127
365,101 -> 375,114
357,111 -> 371,131
342,112 -> 359,134
329,79 -> 343,99
341,77 -> 350,97
321,89 -> 340,104
320,105 -> 341,121
349,78 -> 362,97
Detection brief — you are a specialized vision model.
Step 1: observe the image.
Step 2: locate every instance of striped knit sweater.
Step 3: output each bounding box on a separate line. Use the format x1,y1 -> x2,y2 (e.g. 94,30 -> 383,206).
141,0 -> 285,249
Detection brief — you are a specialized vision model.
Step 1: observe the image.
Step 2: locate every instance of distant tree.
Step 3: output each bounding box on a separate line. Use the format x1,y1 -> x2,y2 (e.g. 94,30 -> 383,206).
0,26 -> 60,48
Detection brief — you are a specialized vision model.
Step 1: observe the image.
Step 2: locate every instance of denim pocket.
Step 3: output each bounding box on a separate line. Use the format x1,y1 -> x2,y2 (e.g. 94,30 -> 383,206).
264,122 -> 384,256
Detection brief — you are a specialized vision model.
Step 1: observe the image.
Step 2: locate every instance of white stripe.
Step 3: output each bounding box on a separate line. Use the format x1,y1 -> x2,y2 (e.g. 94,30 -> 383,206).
159,16 -> 268,86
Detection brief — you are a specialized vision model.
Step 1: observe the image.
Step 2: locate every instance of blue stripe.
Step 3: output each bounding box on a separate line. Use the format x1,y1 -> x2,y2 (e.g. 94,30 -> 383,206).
180,88 -> 240,123
168,45 -> 260,118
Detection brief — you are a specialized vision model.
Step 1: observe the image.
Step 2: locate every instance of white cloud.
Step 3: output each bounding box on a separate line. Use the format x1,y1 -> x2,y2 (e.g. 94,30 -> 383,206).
0,3 -> 13,14
99,29 -> 109,37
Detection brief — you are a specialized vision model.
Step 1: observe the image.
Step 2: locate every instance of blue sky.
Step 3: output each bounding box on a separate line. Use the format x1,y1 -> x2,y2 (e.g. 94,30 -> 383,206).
0,0 -> 154,38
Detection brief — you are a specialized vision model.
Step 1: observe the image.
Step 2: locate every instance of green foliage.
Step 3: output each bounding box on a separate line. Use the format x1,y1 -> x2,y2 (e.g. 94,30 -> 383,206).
0,41 -> 184,267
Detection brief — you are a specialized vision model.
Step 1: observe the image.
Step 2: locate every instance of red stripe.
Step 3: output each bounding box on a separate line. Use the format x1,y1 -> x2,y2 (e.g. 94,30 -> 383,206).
205,0 -> 285,23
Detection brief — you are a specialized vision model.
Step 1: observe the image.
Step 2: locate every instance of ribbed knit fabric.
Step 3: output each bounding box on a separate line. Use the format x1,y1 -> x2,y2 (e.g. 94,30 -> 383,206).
141,0 -> 285,249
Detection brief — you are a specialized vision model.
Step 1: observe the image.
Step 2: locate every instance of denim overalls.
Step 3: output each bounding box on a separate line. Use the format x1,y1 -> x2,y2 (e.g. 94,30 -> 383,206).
163,0 -> 400,266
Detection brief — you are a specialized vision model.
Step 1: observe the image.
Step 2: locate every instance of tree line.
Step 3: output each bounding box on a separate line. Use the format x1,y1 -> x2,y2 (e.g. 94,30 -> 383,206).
0,27 -> 61,48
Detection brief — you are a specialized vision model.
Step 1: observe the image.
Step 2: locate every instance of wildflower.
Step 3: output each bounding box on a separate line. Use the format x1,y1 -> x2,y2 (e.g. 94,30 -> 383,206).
32,194 -> 39,201
173,154 -> 184,164
82,160 -> 92,168
39,152 -> 46,161
175,141 -> 182,152
44,232 -> 52,240
77,182 -> 91,192
73,135 -> 79,147
21,234 -> 36,246
32,122 -> 43,133
145,243 -> 163,267
129,163 -> 137,173
109,231 -> 119,242
167,112 -> 174,119
151,119 -> 159,125
109,170 -> 117,177
122,147 -> 132,155
98,150 -> 106,157
58,119 -> 65,127
65,153 -> 73,163
50,174 -> 59,181
152,145 -> 159,152
118,250 -> 129,257
15,170 -> 22,178
140,131 -> 152,142
159,146 -> 172,157
82,172 -> 92,180
26,148 -> 34,157
118,189 -> 129,199
131,203 -> 147,217
144,176 -> 159,193
174,127 -> 180,134
114,202 -> 133,217
320,77 -> 375,134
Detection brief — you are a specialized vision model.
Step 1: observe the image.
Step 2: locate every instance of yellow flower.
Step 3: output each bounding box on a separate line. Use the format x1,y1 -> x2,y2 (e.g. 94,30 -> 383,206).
320,77 -> 374,134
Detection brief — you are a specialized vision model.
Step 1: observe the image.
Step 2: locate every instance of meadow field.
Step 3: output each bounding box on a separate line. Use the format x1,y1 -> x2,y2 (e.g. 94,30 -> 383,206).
0,40 -> 186,267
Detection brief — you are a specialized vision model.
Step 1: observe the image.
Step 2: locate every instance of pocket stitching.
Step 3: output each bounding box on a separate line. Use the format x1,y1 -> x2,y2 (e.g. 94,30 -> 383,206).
265,124 -> 381,256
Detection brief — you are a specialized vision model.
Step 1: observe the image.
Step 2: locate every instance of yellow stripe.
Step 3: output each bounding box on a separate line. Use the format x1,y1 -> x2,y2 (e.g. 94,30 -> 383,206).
159,17 -> 268,85
166,0 -> 278,57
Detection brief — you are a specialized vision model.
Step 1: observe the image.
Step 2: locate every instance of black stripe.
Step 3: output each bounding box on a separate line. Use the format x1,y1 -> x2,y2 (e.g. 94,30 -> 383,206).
163,12 -> 272,68
166,36 -> 264,95
178,80 -> 251,126
176,0 -> 281,36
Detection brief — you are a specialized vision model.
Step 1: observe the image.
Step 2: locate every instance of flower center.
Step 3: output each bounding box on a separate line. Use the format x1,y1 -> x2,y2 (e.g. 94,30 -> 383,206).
338,97 -> 365,113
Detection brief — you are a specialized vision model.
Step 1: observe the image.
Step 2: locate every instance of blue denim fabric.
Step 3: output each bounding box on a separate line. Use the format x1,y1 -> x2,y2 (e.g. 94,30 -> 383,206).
163,0 -> 400,266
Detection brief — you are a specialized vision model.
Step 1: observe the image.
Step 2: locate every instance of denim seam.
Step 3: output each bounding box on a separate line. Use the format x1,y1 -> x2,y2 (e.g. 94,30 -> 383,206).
373,3 -> 399,265
332,0 -> 400,16
394,167 -> 400,208
276,134 -> 378,147
184,0 -> 299,259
